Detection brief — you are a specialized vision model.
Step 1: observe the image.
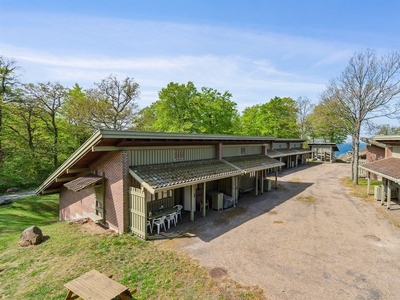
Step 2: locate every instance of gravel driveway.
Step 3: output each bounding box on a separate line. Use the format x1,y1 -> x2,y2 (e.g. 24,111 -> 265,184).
168,163 -> 400,300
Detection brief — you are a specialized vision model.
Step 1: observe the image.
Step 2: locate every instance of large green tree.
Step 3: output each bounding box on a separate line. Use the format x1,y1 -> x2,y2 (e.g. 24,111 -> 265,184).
306,101 -> 347,144
240,97 -> 300,138
133,82 -> 239,134
0,56 -> 20,164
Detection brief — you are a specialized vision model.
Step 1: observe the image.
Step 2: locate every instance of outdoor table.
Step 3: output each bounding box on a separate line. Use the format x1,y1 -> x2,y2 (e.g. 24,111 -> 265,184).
148,207 -> 177,226
64,269 -> 135,300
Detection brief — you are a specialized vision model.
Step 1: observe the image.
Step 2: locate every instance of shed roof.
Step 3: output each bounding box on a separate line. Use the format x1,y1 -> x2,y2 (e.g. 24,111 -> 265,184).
223,154 -> 284,172
267,149 -> 311,158
361,157 -> 400,184
64,174 -> 103,192
129,159 -> 242,194
308,143 -> 339,152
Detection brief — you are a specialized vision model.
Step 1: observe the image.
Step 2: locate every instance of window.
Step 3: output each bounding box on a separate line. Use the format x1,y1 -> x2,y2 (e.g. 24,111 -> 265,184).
241,147 -> 246,155
174,149 -> 185,161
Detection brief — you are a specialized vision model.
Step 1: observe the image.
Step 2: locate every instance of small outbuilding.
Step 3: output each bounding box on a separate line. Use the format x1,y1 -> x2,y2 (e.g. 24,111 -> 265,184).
308,143 -> 339,163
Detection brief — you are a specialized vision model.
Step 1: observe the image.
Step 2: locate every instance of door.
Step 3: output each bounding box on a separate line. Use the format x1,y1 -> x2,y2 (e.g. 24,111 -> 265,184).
129,187 -> 147,240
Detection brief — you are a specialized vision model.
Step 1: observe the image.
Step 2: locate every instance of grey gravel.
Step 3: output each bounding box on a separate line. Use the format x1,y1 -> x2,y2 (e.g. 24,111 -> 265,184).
170,163 -> 400,300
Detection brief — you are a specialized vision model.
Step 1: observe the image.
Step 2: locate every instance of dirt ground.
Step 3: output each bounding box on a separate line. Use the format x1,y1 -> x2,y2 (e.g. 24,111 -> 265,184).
164,163 -> 400,300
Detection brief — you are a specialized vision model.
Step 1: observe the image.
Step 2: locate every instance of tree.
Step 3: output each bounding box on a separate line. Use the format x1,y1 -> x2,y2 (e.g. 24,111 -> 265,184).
194,87 -> 239,134
0,56 -> 20,164
306,101 -> 347,144
133,82 -> 239,134
240,97 -> 300,138
22,82 -> 68,170
296,96 -> 314,139
370,123 -> 400,135
322,49 -> 400,184
65,75 -> 140,130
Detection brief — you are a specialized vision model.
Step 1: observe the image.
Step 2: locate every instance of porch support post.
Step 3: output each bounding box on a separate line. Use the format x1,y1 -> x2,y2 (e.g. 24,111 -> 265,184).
274,167 -> 278,189
190,184 -> 195,221
202,182 -> 206,217
255,171 -> 259,196
260,170 -> 264,195
381,179 -> 385,206
367,172 -> 371,195
387,181 -> 391,210
231,177 -> 236,207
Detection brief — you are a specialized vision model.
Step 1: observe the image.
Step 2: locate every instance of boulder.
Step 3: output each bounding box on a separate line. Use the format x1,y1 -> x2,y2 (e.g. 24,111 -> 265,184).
6,187 -> 19,193
19,226 -> 43,247
0,198 -> 13,205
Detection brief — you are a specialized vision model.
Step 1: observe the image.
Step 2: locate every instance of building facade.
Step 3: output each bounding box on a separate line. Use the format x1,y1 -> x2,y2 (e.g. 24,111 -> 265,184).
37,130 -> 310,239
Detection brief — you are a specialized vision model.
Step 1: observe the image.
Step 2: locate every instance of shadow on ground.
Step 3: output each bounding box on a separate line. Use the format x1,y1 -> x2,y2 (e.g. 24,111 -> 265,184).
148,164 -> 316,242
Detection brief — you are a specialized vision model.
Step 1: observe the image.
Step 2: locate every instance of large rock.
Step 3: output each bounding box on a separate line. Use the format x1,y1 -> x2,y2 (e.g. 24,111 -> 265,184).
6,187 -> 19,193
19,226 -> 43,247
0,198 -> 12,205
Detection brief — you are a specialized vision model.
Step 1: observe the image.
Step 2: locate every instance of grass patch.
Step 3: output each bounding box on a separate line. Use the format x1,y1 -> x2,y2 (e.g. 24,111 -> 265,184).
0,195 -> 266,299
339,177 -> 381,201
295,195 -> 318,203
340,177 -> 400,229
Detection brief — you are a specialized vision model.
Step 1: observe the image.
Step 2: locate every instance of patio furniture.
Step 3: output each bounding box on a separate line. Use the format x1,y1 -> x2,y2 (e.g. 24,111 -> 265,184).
165,212 -> 177,229
174,204 -> 183,220
147,220 -> 153,234
64,269 -> 136,300
153,216 -> 166,234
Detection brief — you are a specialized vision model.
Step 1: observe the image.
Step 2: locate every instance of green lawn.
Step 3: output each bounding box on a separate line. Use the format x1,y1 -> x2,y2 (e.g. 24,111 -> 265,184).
0,195 -> 265,299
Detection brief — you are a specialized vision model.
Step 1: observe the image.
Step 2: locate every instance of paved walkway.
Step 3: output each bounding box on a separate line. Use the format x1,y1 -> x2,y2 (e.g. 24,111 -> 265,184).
0,191 -> 35,201
167,163 -> 400,300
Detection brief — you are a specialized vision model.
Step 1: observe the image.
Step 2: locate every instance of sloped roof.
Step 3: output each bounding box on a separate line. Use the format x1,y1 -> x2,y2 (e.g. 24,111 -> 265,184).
36,130 -> 278,195
361,157 -> 400,184
64,174 -> 103,192
223,154 -> 284,172
129,159 -> 242,194
267,149 -> 311,158
308,143 -> 339,152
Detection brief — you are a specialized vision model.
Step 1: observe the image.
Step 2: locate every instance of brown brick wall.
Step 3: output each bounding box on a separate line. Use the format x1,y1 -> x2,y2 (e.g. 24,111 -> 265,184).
366,145 -> 385,163
59,151 -> 129,233
385,147 -> 393,158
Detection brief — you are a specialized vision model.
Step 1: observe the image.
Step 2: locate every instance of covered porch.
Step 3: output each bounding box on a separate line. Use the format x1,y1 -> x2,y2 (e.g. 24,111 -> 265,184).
128,155 -> 284,239
361,157 -> 400,210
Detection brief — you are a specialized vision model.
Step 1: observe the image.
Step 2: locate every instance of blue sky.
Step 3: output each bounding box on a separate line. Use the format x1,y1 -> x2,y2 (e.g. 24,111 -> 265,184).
1,0 -> 400,117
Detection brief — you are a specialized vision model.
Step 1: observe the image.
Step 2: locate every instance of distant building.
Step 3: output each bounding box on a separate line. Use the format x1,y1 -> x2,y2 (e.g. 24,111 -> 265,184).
360,135 -> 400,210
308,143 -> 339,163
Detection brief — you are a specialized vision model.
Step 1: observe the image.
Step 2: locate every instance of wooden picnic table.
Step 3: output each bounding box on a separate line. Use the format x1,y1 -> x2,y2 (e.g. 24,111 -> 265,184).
64,269 -> 135,300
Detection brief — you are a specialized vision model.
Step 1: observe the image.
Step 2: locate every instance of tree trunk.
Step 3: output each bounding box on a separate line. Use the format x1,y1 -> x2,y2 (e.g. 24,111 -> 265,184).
352,125 -> 361,185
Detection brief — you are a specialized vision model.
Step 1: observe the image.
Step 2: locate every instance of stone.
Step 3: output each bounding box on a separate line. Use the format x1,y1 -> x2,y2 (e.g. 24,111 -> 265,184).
19,226 -> 43,247
6,187 -> 19,193
0,198 -> 13,205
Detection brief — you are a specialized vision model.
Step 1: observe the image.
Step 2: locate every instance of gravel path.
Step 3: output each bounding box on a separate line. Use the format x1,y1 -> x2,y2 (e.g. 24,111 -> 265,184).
169,163 -> 400,300
0,191 -> 36,201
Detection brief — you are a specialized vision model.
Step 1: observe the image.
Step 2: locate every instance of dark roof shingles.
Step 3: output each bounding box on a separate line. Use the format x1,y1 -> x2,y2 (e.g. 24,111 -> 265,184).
64,174 -> 103,192
362,157 -> 400,181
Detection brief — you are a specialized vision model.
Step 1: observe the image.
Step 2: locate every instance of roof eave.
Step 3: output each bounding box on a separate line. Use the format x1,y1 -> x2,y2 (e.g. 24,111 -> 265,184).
36,130 -> 103,195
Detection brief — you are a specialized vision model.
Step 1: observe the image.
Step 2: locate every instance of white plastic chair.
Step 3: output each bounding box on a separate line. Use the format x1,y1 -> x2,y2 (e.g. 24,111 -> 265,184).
165,212 -> 177,229
174,205 -> 183,221
147,220 -> 153,234
153,216 -> 166,234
